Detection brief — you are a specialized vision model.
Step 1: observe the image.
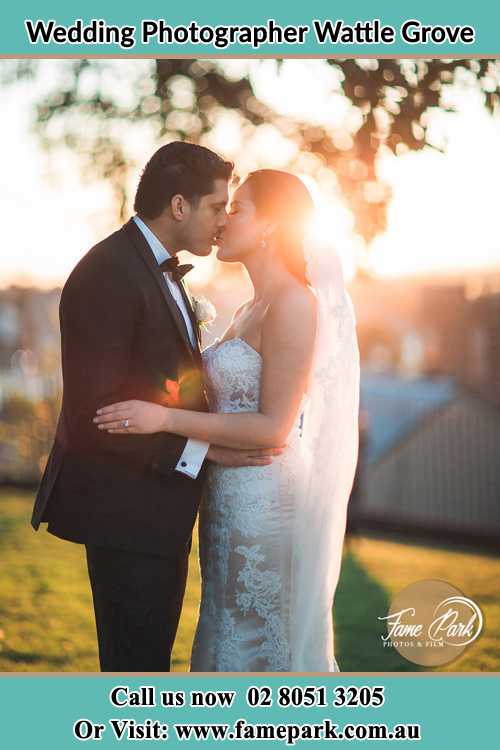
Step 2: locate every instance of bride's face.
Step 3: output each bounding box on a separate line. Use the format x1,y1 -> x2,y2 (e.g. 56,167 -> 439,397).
214,181 -> 268,262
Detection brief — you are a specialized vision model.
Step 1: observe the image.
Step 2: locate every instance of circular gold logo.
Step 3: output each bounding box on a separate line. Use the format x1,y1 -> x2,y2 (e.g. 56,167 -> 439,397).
378,579 -> 483,666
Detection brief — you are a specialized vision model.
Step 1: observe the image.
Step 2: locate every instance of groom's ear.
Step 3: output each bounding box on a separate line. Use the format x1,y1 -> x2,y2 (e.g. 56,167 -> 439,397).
170,193 -> 190,222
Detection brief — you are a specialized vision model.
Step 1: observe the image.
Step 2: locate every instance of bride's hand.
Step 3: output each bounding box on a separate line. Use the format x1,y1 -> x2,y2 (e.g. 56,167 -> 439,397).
93,400 -> 172,434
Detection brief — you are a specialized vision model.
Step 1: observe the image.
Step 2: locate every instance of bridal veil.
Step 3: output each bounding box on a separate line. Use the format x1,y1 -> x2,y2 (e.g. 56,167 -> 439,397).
289,232 -> 361,671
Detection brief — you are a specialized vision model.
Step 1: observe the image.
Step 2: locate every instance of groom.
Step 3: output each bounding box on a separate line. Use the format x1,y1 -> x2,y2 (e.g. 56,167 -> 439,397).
31,142 -> 279,671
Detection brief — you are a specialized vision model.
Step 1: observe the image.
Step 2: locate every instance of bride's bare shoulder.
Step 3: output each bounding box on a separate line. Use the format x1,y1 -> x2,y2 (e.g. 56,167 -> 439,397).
273,282 -> 316,322
265,282 -> 317,345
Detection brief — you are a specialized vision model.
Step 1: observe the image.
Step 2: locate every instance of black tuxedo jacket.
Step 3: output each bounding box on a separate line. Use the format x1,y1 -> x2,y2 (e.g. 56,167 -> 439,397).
31,218 -> 209,557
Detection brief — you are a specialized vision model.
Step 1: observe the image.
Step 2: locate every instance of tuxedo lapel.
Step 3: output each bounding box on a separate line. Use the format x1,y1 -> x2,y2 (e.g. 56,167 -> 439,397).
179,278 -> 202,350
124,219 -> 196,361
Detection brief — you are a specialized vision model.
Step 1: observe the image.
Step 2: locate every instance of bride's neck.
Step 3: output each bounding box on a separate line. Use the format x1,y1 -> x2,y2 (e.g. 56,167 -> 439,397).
244,243 -> 289,304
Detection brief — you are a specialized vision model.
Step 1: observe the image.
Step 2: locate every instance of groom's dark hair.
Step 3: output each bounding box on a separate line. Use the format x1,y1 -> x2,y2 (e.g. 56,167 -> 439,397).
134,141 -> 234,220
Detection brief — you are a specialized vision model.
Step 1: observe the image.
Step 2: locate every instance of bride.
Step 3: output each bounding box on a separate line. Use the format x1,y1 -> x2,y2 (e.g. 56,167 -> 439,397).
93,169 -> 360,672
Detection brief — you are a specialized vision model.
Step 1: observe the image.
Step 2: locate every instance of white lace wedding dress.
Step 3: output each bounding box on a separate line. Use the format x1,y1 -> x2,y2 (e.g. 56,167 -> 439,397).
189,241 -> 360,673
190,336 -> 308,672
189,336 -> 352,671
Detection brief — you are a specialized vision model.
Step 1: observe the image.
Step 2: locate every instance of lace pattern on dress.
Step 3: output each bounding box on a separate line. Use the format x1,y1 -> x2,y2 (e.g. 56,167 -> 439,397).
190,337 -> 293,672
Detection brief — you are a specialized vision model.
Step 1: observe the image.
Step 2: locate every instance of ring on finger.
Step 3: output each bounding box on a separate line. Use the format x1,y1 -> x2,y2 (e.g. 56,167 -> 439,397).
122,419 -> 130,429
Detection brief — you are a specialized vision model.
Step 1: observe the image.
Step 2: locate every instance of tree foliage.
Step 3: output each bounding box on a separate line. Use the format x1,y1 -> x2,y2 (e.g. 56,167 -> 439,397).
2,58 -> 499,245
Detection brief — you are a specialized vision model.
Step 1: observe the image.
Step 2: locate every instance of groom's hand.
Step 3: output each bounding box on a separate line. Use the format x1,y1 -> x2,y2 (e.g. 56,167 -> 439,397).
207,445 -> 284,467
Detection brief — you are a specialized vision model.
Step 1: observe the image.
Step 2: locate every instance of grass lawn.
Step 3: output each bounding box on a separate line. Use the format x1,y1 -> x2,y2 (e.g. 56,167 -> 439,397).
0,490 -> 498,672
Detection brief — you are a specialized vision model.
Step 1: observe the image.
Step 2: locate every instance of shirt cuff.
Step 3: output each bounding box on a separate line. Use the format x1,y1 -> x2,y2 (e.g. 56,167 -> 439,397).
175,439 -> 210,479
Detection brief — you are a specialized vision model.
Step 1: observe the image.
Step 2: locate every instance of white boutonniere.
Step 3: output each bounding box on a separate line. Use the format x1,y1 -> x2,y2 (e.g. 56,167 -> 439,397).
192,296 -> 217,331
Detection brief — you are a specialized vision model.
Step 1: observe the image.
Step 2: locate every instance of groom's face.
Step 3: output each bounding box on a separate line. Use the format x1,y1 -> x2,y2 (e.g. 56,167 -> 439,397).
180,178 -> 229,256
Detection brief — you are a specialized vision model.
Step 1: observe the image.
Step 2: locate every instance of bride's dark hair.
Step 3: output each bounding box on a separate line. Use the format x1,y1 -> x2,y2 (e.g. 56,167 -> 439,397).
244,169 -> 315,285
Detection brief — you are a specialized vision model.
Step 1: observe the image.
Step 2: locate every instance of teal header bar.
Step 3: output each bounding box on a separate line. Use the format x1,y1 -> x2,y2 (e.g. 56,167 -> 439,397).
0,1 -> 498,56
0,675 -> 497,746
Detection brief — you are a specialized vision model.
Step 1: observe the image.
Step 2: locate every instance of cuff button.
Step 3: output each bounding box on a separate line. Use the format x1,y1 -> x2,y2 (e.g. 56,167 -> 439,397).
181,461 -> 187,467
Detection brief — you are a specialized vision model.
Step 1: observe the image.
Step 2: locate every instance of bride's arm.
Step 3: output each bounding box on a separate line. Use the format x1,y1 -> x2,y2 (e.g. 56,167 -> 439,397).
94,287 -> 317,450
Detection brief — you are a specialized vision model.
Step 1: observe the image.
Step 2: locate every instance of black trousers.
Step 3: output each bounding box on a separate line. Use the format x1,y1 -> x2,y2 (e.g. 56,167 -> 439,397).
85,543 -> 189,672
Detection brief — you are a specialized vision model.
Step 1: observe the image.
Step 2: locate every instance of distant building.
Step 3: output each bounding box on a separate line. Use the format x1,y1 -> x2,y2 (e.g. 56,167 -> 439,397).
0,286 -> 62,406
462,290 -> 500,405
349,268 -> 500,405
349,372 -> 500,550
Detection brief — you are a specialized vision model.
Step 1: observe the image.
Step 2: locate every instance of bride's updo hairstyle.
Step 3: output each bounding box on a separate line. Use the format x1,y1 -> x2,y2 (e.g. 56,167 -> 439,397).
244,169 -> 315,285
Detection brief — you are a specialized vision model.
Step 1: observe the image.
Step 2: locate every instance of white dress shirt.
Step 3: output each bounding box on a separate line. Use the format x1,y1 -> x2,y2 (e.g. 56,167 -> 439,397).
133,215 -> 209,479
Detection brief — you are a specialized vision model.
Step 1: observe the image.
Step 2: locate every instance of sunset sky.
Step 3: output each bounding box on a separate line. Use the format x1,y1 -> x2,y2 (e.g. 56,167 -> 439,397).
1,59 -> 500,289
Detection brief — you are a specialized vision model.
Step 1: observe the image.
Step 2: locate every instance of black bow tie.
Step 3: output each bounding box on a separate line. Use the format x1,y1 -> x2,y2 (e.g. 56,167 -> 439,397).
159,256 -> 194,282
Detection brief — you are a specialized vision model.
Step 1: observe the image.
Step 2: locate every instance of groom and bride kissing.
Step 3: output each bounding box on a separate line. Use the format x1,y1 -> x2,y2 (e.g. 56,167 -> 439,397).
31,141 -> 360,672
